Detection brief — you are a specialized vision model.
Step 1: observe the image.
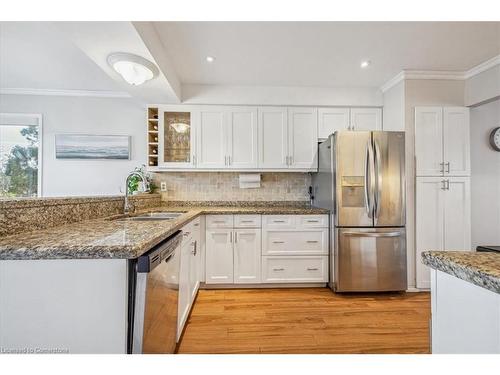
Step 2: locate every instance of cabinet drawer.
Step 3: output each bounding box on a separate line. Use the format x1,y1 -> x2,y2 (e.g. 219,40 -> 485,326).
234,215 -> 261,228
206,215 -> 234,229
298,215 -> 328,228
263,215 -> 296,229
262,256 -> 328,283
263,230 -> 328,255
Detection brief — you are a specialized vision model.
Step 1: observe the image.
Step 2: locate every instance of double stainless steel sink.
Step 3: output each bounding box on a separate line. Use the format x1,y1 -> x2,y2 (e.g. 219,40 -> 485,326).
115,212 -> 185,222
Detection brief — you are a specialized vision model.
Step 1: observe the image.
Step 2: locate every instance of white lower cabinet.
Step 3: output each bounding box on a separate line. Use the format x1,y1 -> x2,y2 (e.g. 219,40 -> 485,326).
205,229 -> 234,284
234,229 -> 261,284
205,214 -> 329,286
177,218 -> 201,341
262,256 -> 328,283
416,177 -> 471,289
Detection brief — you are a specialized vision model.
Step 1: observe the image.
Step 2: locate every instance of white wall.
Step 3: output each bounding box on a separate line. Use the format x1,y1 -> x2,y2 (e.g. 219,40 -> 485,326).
382,80 -> 405,131
470,98 -> 500,249
0,94 -> 145,197
404,79 -> 465,289
182,84 -> 383,107
465,65 -> 500,107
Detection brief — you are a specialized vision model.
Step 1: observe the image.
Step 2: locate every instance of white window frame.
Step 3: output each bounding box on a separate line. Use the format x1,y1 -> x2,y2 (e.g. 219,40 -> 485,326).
0,113 -> 43,197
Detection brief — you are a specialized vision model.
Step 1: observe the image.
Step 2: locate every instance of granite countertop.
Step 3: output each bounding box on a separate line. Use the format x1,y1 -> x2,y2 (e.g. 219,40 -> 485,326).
422,251 -> 500,294
0,205 -> 328,260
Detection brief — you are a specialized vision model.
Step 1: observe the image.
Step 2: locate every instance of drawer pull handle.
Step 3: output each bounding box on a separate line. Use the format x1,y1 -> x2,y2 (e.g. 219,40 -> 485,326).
307,220 -> 320,223
273,268 -> 285,271
194,223 -> 200,227
272,241 -> 285,244
213,220 -> 226,223
307,267 -> 319,271
273,220 -> 286,223
241,220 -> 254,223
306,240 -> 319,243
183,231 -> 190,237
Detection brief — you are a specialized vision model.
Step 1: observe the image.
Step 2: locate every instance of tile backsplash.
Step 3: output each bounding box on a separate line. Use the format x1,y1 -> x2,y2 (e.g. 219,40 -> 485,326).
153,172 -> 311,202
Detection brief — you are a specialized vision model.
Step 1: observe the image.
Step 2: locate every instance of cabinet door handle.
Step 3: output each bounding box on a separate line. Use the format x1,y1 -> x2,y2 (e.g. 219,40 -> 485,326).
193,155 -> 197,165
307,267 -> 319,271
272,240 -> 285,244
441,180 -> 446,190
234,232 -> 237,243
241,220 -> 253,223
306,220 -> 319,223
445,162 -> 450,173
439,162 -> 444,173
229,232 -> 232,243
213,220 -> 226,223
273,220 -> 286,223
194,223 -> 200,227
273,268 -> 285,271
306,240 -> 319,243
191,241 -> 197,255
445,180 -> 450,190
228,156 -> 231,165
183,231 -> 191,237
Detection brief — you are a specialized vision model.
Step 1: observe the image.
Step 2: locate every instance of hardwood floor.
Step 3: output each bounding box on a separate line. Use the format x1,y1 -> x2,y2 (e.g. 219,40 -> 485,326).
177,288 -> 431,354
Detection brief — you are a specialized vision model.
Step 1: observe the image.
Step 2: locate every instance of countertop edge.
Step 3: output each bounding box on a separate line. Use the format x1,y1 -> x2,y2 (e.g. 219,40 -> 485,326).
422,251 -> 500,295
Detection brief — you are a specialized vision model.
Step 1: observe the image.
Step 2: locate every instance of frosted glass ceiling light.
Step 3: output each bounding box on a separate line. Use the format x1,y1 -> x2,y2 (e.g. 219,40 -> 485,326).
107,53 -> 159,86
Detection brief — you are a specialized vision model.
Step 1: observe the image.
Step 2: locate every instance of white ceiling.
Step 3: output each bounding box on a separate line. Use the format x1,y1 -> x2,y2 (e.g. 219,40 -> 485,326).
153,21 -> 500,88
0,22 -> 123,91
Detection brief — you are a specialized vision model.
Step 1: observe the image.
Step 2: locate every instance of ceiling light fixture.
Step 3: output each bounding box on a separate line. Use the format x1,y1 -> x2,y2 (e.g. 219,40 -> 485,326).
206,56 -> 215,63
107,53 -> 159,86
360,60 -> 371,68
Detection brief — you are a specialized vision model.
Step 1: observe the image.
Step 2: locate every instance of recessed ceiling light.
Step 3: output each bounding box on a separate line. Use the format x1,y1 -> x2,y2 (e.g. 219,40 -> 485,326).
107,53 -> 159,86
206,56 -> 215,63
361,60 -> 371,69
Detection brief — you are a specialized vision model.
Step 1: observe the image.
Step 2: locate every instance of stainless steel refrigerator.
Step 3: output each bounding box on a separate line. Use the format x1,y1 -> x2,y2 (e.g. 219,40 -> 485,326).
312,131 -> 407,292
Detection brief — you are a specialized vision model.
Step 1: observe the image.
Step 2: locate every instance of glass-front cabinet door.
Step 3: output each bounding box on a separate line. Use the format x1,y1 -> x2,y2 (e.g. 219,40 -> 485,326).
158,106 -> 196,168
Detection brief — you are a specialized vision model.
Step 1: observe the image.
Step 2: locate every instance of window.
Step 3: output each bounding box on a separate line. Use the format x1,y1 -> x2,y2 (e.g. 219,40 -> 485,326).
0,113 -> 42,198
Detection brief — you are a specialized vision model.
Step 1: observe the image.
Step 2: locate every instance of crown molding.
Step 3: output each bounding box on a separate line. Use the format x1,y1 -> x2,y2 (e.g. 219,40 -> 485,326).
0,88 -> 132,98
380,54 -> 500,93
379,71 -> 405,93
464,54 -> 500,79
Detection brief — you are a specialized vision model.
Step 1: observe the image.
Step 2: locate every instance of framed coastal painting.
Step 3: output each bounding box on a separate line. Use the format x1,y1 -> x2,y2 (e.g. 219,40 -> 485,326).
55,134 -> 131,160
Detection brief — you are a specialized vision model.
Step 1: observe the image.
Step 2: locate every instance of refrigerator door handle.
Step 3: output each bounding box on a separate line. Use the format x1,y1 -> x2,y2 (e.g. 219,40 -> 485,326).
374,141 -> 382,220
364,141 -> 372,218
343,231 -> 402,238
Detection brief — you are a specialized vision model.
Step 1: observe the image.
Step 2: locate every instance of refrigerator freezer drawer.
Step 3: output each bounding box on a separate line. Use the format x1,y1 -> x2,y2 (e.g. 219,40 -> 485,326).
335,227 -> 407,292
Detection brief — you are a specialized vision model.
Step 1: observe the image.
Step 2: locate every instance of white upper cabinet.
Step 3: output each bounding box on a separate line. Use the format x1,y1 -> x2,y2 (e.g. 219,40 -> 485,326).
258,107 -> 289,169
226,107 -> 259,169
288,107 -> 318,169
415,106 -> 470,177
415,107 -> 444,176
158,106 -> 197,169
318,108 -> 350,140
443,107 -> 470,176
350,108 -> 382,131
196,108 -> 227,169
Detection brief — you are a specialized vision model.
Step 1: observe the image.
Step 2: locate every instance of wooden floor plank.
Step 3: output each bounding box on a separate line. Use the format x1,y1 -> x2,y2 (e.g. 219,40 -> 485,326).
177,288 -> 430,354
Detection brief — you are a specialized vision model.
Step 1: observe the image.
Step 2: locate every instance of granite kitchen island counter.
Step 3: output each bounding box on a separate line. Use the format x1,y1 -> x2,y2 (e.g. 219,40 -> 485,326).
422,251 -> 500,353
422,251 -> 500,294
0,204 -> 329,260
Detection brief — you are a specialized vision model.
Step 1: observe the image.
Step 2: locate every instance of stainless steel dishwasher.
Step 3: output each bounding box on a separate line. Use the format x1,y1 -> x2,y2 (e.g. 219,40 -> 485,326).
128,231 -> 182,354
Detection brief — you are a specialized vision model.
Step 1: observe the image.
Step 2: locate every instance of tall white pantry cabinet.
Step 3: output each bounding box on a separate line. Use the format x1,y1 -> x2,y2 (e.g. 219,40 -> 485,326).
415,107 -> 471,289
